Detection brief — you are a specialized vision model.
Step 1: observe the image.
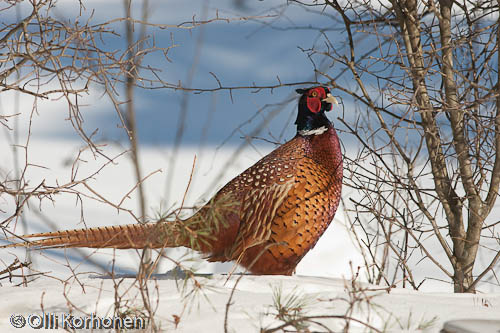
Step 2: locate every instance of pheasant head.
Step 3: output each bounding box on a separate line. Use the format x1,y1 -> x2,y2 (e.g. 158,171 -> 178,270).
295,86 -> 338,135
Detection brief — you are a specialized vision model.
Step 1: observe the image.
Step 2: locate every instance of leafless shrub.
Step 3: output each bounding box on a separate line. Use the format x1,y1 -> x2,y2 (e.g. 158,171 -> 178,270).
0,258 -> 33,286
282,0 -> 500,293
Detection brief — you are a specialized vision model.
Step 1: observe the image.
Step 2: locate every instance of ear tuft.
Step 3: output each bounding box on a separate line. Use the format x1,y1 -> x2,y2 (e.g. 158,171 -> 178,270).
296,88 -> 308,94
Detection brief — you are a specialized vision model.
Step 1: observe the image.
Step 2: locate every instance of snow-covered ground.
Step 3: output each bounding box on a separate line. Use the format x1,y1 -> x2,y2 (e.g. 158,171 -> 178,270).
1,275 -> 499,332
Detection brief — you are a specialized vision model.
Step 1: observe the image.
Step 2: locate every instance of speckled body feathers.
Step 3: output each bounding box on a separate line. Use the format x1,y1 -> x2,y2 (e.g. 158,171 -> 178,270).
210,126 -> 343,274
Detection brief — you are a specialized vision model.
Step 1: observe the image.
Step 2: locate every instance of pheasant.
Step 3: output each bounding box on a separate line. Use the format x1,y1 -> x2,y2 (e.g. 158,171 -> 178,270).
2,86 -> 343,275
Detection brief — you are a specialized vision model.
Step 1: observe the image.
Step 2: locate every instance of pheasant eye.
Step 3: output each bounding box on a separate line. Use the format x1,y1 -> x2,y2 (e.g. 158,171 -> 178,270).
311,91 -> 318,97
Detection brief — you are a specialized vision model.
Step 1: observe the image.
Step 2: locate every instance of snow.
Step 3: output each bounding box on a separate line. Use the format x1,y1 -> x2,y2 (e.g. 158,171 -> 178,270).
0,275 -> 499,332
1,1 -> 499,331
1,140 -> 499,332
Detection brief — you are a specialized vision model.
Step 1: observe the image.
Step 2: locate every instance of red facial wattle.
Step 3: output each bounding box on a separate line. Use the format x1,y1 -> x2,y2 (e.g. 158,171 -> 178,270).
306,87 -> 329,113
306,97 -> 321,113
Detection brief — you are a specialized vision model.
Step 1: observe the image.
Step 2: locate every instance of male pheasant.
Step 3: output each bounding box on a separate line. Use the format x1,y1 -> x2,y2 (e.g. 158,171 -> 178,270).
2,86 -> 343,275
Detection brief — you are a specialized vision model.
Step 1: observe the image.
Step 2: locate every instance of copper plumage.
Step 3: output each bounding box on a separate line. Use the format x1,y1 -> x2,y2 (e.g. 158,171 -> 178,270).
2,86 -> 343,275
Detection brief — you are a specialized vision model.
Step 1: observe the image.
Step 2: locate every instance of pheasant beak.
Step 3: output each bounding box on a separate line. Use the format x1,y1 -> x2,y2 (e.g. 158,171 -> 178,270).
322,93 -> 338,107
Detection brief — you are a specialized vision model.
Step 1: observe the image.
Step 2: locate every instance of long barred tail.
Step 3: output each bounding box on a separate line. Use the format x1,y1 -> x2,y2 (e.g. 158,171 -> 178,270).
1,222 -> 184,250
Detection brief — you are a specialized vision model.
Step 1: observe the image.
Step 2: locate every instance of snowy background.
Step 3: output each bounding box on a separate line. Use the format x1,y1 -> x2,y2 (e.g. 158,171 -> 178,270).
0,1 -> 499,332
